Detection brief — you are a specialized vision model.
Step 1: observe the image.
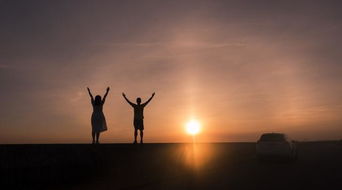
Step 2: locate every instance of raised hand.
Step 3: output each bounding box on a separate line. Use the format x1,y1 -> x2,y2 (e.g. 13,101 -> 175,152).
87,87 -> 94,100
102,87 -> 110,104
142,92 -> 155,106
122,93 -> 134,106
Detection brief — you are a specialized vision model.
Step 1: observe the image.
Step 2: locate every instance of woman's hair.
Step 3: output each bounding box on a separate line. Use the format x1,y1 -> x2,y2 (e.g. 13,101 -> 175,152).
94,95 -> 102,105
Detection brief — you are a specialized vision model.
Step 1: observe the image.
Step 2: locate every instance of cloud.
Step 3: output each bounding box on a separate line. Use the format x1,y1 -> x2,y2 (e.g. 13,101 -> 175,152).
97,41 -> 246,49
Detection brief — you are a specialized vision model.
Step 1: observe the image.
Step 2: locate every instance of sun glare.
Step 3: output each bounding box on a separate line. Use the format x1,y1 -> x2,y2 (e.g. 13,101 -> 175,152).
185,120 -> 201,135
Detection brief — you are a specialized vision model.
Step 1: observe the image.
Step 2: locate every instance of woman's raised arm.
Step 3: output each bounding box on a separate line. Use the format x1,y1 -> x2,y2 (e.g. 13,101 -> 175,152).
87,87 -> 94,102
102,87 -> 110,104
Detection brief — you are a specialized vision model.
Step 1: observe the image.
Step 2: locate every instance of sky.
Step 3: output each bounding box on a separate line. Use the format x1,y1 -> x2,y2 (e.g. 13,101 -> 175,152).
0,0 -> 342,143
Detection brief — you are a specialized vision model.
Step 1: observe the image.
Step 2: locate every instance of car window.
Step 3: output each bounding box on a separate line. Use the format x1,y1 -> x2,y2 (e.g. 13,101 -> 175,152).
260,134 -> 286,141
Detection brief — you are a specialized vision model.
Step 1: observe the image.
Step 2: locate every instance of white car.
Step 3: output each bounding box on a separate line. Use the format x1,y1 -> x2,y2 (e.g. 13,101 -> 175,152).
256,133 -> 297,160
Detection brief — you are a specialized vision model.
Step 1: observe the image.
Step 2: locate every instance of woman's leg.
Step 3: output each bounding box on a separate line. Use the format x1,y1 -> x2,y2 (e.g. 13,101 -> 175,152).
96,132 -> 100,144
92,132 -> 95,144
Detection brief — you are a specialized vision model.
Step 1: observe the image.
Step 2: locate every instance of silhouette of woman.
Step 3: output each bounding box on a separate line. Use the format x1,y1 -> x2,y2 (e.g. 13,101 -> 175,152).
87,87 -> 110,144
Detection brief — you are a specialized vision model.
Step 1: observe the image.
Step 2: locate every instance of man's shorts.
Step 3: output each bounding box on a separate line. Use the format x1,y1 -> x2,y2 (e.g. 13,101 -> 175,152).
134,119 -> 144,130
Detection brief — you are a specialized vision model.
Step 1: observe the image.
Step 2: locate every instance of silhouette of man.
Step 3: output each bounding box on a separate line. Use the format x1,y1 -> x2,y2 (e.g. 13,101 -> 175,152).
122,92 -> 155,144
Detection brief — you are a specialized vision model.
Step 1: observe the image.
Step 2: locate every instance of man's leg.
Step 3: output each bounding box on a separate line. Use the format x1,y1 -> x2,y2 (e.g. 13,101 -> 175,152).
140,130 -> 144,144
134,129 -> 138,144
96,132 -> 100,144
92,132 -> 95,144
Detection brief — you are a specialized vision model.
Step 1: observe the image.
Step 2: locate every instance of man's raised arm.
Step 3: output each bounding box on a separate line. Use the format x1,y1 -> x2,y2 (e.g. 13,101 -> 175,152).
122,93 -> 135,106
142,92 -> 155,106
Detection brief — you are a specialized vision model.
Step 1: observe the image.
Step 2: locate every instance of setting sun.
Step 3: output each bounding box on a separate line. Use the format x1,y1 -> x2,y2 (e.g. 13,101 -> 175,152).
185,120 -> 201,135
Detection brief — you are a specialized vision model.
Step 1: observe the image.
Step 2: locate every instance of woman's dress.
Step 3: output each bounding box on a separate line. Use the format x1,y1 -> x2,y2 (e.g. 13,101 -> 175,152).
91,102 -> 107,133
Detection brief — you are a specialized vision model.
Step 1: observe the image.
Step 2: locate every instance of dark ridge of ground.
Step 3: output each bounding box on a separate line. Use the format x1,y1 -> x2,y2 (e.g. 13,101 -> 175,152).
0,142 -> 341,190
